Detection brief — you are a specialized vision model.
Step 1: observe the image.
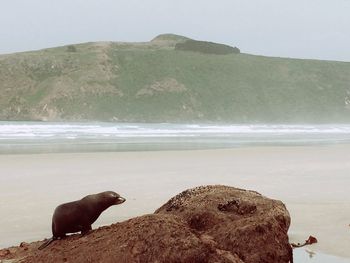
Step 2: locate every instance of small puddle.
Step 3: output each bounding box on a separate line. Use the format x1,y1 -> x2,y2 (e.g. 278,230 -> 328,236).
293,249 -> 350,262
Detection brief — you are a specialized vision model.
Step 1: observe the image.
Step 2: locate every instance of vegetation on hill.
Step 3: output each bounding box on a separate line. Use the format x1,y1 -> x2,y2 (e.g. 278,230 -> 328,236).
175,40 -> 240,55
151,33 -> 190,43
0,34 -> 350,123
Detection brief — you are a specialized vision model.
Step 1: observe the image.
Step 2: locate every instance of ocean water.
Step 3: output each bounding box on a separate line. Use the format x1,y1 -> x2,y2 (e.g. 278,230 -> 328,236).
1,122 -> 350,154
293,249 -> 350,263
1,121 -> 350,263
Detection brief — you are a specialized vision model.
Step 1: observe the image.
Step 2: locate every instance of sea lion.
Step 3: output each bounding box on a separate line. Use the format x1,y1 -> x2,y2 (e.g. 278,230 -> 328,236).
38,191 -> 126,250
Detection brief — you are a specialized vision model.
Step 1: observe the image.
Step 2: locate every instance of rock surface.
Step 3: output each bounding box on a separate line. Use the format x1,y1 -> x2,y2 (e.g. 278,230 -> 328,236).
0,185 -> 293,263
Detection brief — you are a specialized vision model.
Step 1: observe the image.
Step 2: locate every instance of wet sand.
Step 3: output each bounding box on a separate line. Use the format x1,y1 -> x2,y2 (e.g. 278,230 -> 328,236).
0,145 -> 350,259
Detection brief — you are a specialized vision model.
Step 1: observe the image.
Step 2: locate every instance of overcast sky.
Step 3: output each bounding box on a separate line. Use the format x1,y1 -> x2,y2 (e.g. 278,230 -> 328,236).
1,0 -> 349,61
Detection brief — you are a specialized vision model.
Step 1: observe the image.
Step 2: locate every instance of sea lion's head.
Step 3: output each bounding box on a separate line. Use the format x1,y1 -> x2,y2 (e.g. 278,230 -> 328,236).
98,191 -> 126,206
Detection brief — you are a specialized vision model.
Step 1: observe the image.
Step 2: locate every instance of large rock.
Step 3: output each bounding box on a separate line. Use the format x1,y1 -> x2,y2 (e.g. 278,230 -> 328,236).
0,185 -> 292,263
156,185 -> 292,263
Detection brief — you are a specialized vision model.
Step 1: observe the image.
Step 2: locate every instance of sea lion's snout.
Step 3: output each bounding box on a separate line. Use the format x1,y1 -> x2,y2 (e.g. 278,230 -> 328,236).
106,191 -> 126,204
116,196 -> 126,204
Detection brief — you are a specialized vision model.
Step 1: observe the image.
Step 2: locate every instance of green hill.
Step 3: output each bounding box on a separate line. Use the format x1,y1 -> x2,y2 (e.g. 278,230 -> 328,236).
1,34 -> 350,123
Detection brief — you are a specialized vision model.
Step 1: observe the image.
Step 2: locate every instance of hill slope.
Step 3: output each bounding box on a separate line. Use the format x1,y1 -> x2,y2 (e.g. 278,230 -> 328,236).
1,34 -> 350,123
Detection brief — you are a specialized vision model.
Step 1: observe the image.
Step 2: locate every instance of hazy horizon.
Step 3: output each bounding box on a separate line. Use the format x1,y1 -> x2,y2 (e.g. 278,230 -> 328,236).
1,0 -> 350,62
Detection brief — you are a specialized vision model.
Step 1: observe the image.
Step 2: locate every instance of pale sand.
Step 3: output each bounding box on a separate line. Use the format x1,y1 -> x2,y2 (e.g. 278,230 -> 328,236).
0,145 -> 350,258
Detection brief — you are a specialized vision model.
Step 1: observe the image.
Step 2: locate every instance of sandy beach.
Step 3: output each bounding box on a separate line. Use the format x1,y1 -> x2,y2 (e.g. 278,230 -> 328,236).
1,145 -> 350,259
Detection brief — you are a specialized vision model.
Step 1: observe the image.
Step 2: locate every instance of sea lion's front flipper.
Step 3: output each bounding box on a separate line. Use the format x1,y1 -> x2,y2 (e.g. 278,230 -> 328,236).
81,225 -> 92,236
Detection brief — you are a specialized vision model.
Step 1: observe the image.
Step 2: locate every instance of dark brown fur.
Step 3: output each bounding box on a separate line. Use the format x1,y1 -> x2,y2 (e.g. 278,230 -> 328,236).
38,191 -> 125,250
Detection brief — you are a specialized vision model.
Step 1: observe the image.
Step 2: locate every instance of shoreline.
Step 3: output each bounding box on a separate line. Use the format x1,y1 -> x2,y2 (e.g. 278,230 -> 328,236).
1,145 -> 350,259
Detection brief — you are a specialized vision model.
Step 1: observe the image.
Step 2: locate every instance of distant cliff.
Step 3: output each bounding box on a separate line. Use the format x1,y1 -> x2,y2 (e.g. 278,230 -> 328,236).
1,34 -> 350,123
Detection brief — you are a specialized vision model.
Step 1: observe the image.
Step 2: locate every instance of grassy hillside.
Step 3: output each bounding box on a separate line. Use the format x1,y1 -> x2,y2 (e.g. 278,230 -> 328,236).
1,34 -> 350,123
